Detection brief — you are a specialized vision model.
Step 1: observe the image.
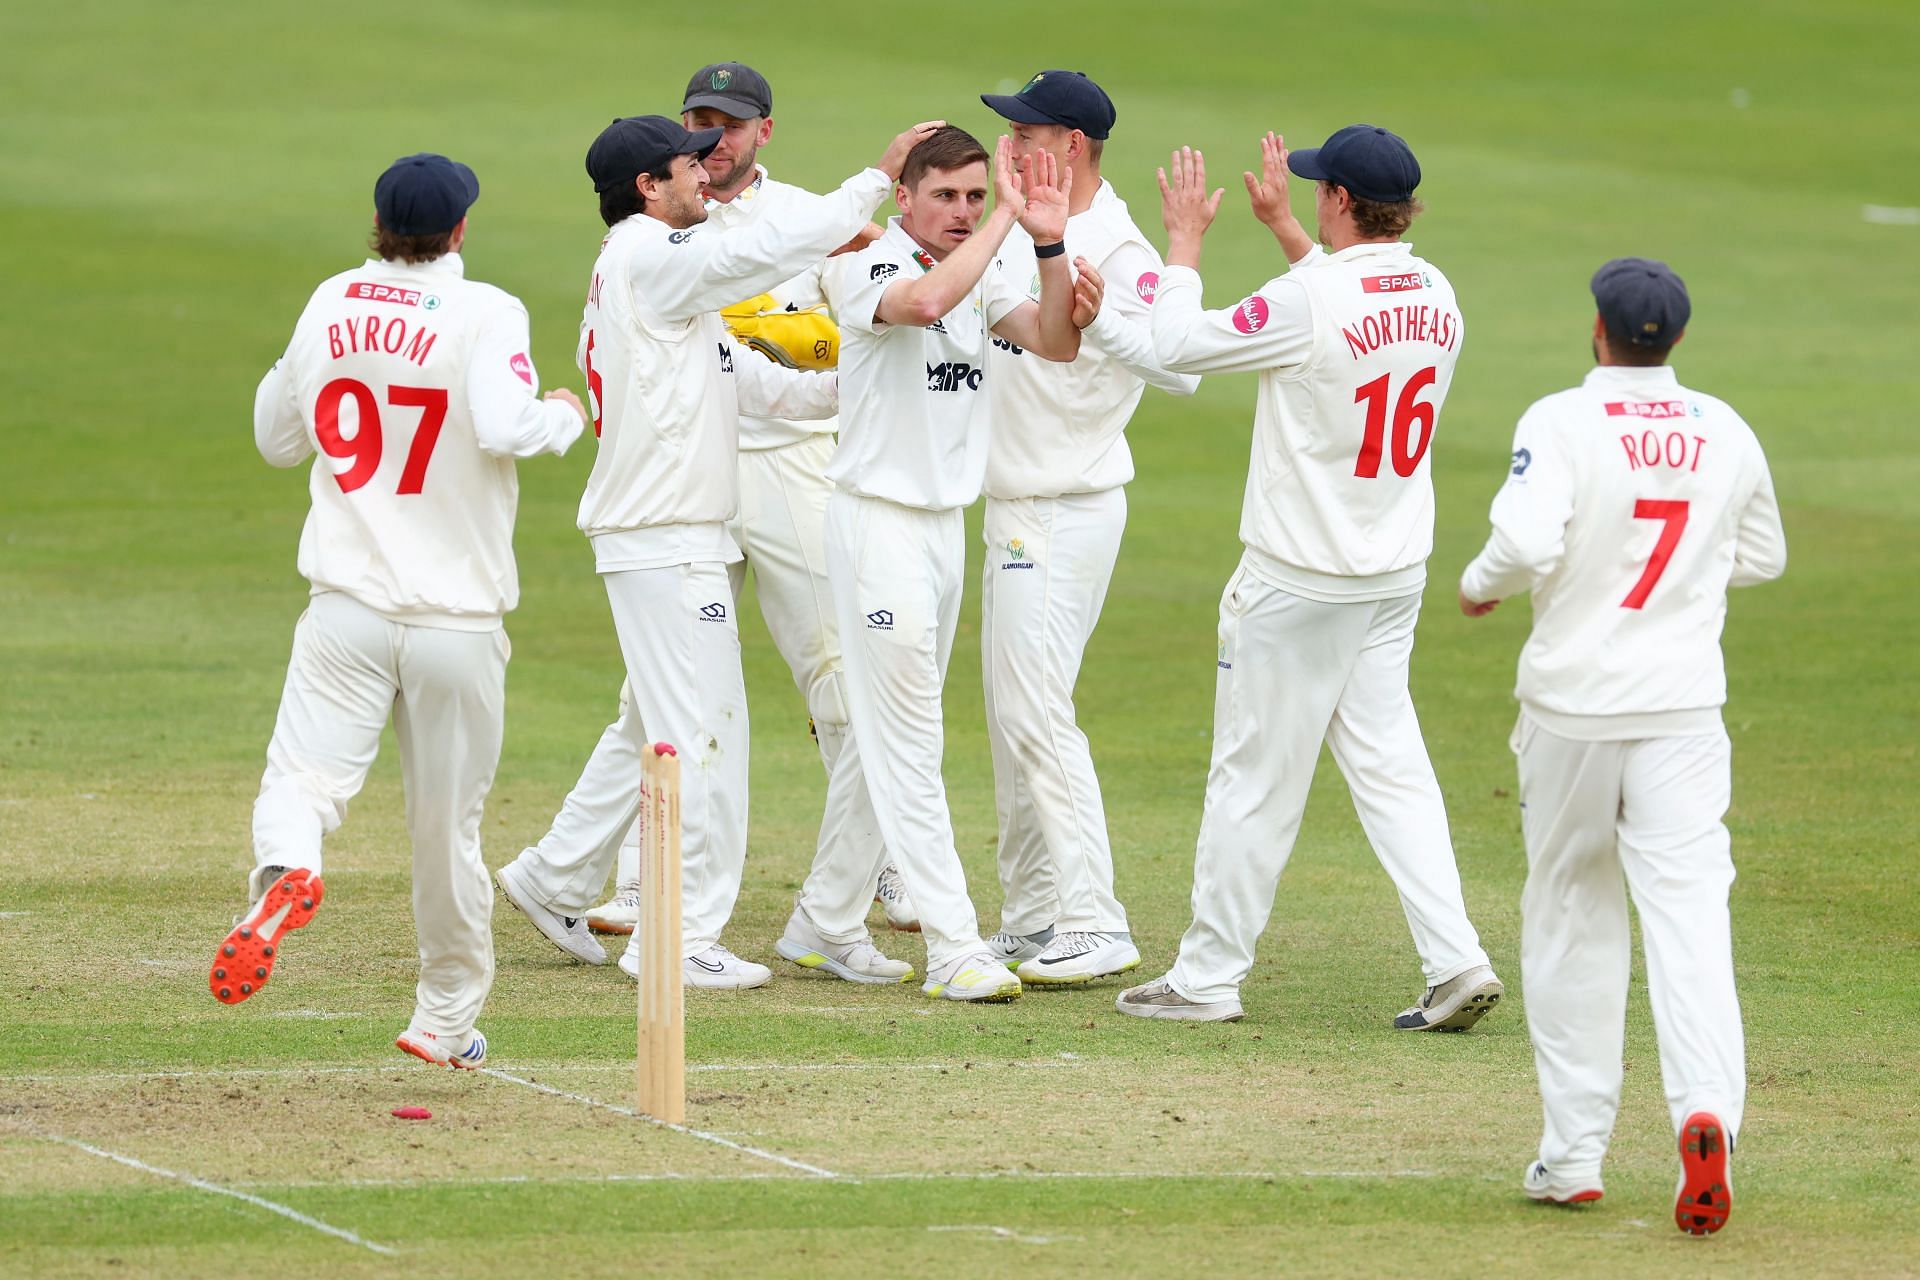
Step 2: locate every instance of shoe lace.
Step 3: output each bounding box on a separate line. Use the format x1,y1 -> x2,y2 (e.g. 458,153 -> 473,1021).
1048,931 -> 1101,958
876,866 -> 907,903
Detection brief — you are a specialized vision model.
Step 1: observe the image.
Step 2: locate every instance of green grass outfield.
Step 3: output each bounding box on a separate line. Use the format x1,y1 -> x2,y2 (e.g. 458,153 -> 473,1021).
3,1 -> 1917,1275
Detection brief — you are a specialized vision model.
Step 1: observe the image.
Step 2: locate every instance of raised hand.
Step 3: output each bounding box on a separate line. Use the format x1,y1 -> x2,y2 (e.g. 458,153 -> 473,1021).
1017,146 -> 1072,244
1158,146 -> 1224,243
992,134 -> 1027,223
829,222 -> 885,257
1071,256 -> 1105,329
1243,132 -> 1293,230
877,121 -> 946,181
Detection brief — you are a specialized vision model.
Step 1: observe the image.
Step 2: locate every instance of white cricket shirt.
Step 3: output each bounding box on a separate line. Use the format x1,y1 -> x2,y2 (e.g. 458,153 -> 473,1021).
1151,241 -> 1465,601
576,168 -> 888,570
1460,365 -> 1786,738
252,252 -> 583,630
704,166 -> 840,453
822,217 -> 1029,511
986,179 -> 1198,500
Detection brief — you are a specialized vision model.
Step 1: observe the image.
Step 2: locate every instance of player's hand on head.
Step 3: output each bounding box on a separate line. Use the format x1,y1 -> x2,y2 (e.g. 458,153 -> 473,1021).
830,222 -> 886,257
545,388 -> 588,424
1158,146 -> 1224,239
1071,256 -> 1104,329
1243,132 -> 1293,228
879,121 -> 946,180
1018,146 -> 1070,242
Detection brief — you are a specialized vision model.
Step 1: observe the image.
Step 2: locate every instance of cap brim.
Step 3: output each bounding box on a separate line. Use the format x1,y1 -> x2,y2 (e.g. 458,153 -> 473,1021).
680,126 -> 725,160
682,93 -> 765,119
1286,147 -> 1329,181
980,92 -> 1062,127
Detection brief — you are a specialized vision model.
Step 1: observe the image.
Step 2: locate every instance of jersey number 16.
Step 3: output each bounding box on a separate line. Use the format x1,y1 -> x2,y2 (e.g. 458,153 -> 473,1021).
1353,367 -> 1438,479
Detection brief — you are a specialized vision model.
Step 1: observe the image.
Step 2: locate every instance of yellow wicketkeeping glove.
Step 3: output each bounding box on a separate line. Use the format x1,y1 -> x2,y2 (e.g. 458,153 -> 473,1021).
721,293 -> 840,370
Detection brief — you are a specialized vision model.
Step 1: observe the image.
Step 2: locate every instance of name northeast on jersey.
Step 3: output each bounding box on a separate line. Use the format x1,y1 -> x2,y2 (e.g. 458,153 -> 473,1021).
926,361 -> 983,392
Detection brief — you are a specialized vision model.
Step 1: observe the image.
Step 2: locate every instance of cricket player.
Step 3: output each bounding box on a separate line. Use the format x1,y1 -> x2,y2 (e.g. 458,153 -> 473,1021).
493,115 -> 941,990
1117,126 -> 1502,1027
210,153 -> 588,1070
576,63 -> 917,941
1460,259 -> 1785,1233
976,70 -> 1199,984
775,126 -> 1089,1000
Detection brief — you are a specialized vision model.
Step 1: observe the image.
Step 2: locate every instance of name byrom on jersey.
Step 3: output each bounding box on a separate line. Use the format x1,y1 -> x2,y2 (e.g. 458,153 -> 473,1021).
327,315 -> 437,367
345,282 -> 422,307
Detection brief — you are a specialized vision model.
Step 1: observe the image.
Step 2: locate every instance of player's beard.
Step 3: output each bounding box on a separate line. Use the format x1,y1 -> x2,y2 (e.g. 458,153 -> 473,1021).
703,145 -> 758,198
662,189 -> 711,231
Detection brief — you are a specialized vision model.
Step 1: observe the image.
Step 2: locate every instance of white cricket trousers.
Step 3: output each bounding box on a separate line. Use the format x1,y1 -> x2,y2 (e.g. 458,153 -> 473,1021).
1513,712 -> 1744,1180
1167,562 -> 1489,1004
605,437 -> 880,889
509,562 -> 749,956
792,490 -> 983,968
982,489 -> 1128,934
251,591 -> 505,1038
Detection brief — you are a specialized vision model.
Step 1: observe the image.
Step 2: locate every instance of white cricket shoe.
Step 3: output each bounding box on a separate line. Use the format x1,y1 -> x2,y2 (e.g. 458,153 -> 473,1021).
922,951 -> 1023,1002
872,863 -> 921,932
396,1026 -> 489,1070
619,942 -> 773,990
1114,977 -> 1244,1022
1523,1160 -> 1603,1205
1018,931 -> 1142,986
983,926 -> 1053,972
1393,964 -> 1503,1032
585,881 -> 640,936
495,860 -> 605,965
775,911 -> 914,984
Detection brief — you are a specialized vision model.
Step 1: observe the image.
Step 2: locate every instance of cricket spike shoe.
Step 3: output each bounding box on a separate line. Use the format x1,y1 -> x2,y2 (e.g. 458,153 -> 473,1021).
585,880 -> 641,936
1393,964 -> 1504,1032
923,951 -> 1023,1002
495,859 -> 606,965
776,909 -> 915,984
209,867 -> 323,1005
1675,1112 -> 1733,1235
1019,931 -> 1142,986
1523,1161 -> 1603,1205
396,1027 -> 489,1070
1114,977 -> 1244,1022
873,863 -> 921,932
983,926 -> 1053,972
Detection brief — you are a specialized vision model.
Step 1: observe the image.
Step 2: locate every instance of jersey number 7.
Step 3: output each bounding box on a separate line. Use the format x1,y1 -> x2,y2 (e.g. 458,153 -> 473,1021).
314,378 -> 448,495
1622,499 -> 1689,609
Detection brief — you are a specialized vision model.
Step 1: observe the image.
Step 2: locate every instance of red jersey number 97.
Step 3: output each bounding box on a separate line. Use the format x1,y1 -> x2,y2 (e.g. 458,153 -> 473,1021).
313,378 -> 448,495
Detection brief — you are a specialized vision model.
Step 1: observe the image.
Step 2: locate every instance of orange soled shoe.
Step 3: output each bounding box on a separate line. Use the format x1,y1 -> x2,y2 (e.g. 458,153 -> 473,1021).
209,868 -> 324,1005
1675,1111 -> 1733,1235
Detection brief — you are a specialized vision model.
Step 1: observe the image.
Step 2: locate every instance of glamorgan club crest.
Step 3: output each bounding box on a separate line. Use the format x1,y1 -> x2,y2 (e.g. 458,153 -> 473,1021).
712,68 -> 733,90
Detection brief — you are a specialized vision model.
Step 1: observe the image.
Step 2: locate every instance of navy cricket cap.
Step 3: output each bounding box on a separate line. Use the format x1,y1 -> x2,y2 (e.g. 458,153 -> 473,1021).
1591,257 -> 1691,348
981,70 -> 1116,140
683,62 -> 773,118
374,153 -> 479,236
586,116 -> 724,194
1287,124 -> 1421,203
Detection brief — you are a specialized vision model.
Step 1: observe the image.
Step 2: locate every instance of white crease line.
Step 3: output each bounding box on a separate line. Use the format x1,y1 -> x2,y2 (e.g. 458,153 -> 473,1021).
929,1224 -> 1084,1244
1,1059 -> 1084,1085
234,1167 -> 1435,1190
22,1129 -> 396,1256
478,1068 -> 842,1180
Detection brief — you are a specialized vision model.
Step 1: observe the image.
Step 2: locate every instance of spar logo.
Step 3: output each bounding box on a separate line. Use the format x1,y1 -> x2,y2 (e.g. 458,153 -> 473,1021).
1362,271 -> 1427,294
1136,271 -> 1159,304
1232,295 -> 1270,334
346,282 -> 421,306
509,353 -> 533,385
1605,400 -> 1692,420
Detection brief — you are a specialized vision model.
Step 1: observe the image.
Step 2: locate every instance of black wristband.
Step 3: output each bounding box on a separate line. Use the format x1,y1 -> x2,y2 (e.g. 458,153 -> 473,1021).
1033,240 -> 1066,259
